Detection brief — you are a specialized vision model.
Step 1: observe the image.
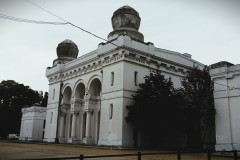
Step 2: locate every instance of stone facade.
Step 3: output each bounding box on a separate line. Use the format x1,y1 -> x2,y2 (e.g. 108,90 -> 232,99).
43,5 -> 204,146
19,106 -> 46,141
210,62 -> 240,151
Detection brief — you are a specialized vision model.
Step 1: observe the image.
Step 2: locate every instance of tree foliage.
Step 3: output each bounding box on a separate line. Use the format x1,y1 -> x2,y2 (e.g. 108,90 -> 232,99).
0,80 -> 48,138
39,91 -> 49,107
181,66 -> 214,122
126,72 -> 182,146
126,67 -> 215,148
180,66 -> 215,148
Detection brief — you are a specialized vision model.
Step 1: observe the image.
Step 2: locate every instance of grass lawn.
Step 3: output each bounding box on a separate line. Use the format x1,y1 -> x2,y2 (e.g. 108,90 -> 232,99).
0,140 -> 234,160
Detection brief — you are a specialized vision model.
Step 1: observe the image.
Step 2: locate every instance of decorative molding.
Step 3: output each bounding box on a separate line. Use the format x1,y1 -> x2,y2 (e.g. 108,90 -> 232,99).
85,109 -> 94,114
47,49 -> 187,84
60,103 -> 70,113
22,107 -> 47,114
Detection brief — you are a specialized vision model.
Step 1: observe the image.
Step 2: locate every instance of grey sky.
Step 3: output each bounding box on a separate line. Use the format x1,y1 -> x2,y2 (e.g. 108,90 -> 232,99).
0,0 -> 240,92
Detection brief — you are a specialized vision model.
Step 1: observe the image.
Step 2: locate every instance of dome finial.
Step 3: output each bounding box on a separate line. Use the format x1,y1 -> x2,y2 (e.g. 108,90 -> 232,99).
108,5 -> 144,42
53,39 -> 79,65
56,39 -> 78,59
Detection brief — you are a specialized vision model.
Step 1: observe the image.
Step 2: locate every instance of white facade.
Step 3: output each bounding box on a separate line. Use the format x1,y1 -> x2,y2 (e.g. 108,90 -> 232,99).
43,6 -> 204,146
20,106 -> 46,141
210,62 -> 240,151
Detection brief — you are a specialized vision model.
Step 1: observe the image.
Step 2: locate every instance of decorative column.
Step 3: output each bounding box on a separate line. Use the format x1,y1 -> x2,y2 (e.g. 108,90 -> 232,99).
78,111 -> 84,140
59,103 -> 69,142
59,113 -> 66,137
82,90 -> 94,144
71,112 -> 77,137
85,110 -> 92,138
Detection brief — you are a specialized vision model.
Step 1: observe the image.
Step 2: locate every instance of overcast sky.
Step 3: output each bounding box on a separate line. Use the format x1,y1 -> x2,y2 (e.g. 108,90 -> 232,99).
0,0 -> 240,92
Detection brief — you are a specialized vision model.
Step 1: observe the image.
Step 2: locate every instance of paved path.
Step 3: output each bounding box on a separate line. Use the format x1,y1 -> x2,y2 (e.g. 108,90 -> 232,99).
0,140 -> 233,160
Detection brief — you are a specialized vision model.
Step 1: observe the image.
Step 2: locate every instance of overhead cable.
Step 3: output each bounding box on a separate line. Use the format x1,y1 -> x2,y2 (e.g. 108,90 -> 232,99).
25,0 -> 68,22
67,22 -> 110,44
0,13 -> 68,25
25,0 -> 119,47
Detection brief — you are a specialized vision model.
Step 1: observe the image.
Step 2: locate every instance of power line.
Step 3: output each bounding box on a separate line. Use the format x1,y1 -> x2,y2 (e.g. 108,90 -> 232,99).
24,0 -> 119,47
7,1 -> 240,92
68,22 -> 110,43
5,3 -> 238,91
25,0 -> 68,23
0,14 -> 68,25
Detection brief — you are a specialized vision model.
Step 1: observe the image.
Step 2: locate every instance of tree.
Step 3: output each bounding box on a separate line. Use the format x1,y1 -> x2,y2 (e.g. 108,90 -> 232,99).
0,80 -> 44,138
126,67 -> 215,149
126,72 -> 182,147
180,66 -> 215,149
39,92 -> 48,107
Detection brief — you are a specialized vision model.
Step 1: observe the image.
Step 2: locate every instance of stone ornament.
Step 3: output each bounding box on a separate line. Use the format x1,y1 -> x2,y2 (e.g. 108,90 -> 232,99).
108,5 -> 144,42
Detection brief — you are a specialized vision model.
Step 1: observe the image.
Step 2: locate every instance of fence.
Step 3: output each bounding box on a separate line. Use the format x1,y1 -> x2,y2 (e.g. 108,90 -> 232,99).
23,150 -> 239,160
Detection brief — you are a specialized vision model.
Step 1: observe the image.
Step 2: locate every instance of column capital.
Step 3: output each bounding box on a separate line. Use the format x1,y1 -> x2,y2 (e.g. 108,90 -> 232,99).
60,104 -> 69,113
60,112 -> 67,117
84,90 -> 90,100
85,109 -> 94,114
71,94 -> 83,104
70,111 -> 79,115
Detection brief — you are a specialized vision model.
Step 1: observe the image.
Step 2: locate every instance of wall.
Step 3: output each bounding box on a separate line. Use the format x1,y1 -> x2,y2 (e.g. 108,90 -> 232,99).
210,64 -> 240,151
99,61 -> 124,146
20,106 -> 46,141
43,82 -> 61,142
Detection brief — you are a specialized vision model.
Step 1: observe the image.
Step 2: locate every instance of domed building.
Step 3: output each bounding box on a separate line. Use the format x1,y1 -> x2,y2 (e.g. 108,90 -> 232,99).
43,6 -> 204,146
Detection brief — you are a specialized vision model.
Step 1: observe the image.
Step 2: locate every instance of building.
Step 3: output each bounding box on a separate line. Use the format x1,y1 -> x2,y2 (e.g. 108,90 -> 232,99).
19,105 -> 46,141
210,61 -> 240,151
43,5 -> 203,146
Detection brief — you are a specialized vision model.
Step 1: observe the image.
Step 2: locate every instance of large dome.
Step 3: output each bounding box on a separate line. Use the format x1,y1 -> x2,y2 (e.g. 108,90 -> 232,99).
108,5 -> 144,42
56,39 -> 78,59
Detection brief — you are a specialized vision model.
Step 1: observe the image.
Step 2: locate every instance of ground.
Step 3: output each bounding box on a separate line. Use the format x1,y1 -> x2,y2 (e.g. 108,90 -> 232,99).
0,140 -> 234,160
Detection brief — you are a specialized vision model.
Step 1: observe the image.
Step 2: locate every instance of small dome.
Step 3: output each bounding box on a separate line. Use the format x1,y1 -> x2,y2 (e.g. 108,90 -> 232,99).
112,5 -> 140,31
108,5 -> 144,42
56,39 -> 78,59
113,5 -> 139,16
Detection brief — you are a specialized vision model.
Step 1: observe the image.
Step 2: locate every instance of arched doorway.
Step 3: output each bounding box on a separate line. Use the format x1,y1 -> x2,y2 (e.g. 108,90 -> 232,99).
74,82 -> 85,140
61,86 -> 72,142
84,78 -> 101,144
62,86 -> 72,104
75,83 -> 85,99
89,78 -> 101,97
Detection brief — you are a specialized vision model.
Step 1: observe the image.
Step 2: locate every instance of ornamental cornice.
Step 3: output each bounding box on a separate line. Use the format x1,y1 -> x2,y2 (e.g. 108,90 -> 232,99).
48,59 -> 103,83
154,48 -> 204,67
101,49 -> 187,75
123,46 -> 194,69
122,50 -> 186,75
48,49 -> 188,84
22,107 -> 47,114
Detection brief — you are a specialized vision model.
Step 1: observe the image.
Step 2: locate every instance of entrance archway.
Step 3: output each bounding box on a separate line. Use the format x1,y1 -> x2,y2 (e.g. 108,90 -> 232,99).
89,78 -> 101,97
61,86 -> 72,142
86,78 -> 101,144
